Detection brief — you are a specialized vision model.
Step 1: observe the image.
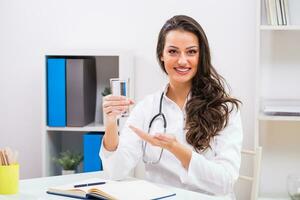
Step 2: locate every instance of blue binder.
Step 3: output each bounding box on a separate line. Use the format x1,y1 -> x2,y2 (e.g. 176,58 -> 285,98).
47,58 -> 66,127
83,133 -> 103,172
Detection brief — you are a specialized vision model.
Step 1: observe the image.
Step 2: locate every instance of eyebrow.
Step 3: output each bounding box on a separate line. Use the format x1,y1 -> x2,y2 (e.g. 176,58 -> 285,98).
167,45 -> 198,49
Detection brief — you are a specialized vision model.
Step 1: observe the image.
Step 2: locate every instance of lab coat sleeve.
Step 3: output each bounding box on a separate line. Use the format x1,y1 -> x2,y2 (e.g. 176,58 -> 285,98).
99,101 -> 145,180
179,109 -> 243,195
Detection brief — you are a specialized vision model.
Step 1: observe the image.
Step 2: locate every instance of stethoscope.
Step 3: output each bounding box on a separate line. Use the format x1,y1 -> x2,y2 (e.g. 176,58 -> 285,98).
142,92 -> 167,164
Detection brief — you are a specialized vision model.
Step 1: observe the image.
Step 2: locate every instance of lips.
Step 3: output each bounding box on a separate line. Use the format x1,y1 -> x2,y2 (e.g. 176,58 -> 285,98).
174,67 -> 191,75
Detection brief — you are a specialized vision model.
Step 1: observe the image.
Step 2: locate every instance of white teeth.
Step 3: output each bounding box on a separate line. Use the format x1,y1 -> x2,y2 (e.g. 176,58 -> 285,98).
175,68 -> 190,72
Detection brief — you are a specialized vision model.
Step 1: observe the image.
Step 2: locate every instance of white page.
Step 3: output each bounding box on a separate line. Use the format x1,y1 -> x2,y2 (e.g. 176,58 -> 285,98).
93,180 -> 175,200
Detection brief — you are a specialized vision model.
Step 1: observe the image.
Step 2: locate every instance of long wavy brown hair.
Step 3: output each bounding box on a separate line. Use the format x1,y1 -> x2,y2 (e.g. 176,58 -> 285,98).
156,15 -> 241,152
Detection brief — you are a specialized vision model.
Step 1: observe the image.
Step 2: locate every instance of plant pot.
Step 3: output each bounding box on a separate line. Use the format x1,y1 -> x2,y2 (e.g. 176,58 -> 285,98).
62,170 -> 75,175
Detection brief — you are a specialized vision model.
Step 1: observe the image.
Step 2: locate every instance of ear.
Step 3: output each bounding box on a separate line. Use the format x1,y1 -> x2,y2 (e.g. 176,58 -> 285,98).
160,56 -> 164,62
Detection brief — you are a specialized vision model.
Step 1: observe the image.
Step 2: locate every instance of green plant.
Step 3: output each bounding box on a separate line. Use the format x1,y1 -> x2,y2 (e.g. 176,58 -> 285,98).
53,150 -> 83,170
101,87 -> 111,96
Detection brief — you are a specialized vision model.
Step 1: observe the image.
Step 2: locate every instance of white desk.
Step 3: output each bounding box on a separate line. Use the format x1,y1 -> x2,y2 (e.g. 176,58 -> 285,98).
0,171 -> 230,200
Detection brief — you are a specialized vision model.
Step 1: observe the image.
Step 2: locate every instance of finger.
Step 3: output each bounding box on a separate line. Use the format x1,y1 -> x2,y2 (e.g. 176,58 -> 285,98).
154,133 -> 174,141
151,136 -> 173,150
104,95 -> 126,101
153,134 -> 168,142
145,136 -> 170,149
104,95 -> 135,105
119,96 -> 134,102
129,125 -> 147,137
104,105 -> 128,112
104,107 -> 125,116
129,125 -> 157,144
149,138 -> 165,147
128,99 -> 135,104
103,100 -> 133,108
154,139 -> 168,148
155,136 -> 172,144
106,110 -> 123,117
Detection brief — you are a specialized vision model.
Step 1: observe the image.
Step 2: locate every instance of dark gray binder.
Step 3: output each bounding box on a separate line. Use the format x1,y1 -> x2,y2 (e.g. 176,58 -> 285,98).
66,58 -> 96,127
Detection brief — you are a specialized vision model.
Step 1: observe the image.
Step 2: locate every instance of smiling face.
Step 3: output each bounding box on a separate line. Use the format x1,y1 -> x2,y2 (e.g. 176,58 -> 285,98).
161,30 -> 199,87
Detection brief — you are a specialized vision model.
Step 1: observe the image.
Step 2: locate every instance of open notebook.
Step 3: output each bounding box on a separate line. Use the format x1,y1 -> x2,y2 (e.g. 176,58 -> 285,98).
47,178 -> 176,200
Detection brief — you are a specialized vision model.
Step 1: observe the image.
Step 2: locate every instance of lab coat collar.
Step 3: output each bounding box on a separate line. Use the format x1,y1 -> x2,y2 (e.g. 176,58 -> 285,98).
162,83 -> 191,112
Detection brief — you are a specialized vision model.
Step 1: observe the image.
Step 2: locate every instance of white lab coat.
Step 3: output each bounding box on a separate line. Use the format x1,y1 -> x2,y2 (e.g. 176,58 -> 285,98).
100,85 -> 243,198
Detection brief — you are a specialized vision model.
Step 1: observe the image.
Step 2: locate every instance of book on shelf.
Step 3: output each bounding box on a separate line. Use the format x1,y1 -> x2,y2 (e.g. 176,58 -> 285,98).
275,0 -> 283,25
47,178 -> 176,200
83,133 -> 103,172
265,0 -> 271,25
265,0 -> 289,26
283,0 -> 290,25
263,105 -> 300,116
47,58 -> 67,127
267,0 -> 277,25
263,99 -> 300,116
279,0 -> 286,25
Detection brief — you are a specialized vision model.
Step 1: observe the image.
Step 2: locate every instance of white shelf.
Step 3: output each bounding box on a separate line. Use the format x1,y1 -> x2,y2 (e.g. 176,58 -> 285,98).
260,25 -> 300,31
258,197 -> 288,200
46,122 -> 105,132
259,113 -> 300,122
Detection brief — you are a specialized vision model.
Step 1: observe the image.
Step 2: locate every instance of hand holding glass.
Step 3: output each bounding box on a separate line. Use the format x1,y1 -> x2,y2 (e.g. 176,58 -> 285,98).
102,79 -> 134,123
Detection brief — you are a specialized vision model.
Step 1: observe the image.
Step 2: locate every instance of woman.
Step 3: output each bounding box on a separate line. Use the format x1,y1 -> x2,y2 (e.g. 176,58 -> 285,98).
100,15 -> 242,197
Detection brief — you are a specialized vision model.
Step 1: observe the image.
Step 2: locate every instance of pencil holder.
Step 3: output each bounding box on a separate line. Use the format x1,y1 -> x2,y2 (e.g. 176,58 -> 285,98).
0,164 -> 19,194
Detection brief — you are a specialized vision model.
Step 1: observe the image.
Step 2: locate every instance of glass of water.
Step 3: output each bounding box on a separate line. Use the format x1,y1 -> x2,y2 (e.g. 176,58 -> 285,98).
110,78 -> 129,117
287,173 -> 300,200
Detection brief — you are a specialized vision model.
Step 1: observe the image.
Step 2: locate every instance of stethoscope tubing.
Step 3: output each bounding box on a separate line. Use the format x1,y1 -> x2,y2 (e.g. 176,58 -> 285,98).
142,92 -> 166,164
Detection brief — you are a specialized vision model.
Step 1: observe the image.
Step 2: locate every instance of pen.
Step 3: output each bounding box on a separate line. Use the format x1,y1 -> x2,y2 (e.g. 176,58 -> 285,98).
74,181 -> 106,188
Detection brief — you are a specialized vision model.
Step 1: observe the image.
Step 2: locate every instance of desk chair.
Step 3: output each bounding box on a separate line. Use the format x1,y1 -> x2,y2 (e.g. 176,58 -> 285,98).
237,147 -> 263,200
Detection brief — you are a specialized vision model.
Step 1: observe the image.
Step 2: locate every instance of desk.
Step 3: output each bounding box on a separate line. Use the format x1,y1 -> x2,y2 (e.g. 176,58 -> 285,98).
0,171 -> 230,200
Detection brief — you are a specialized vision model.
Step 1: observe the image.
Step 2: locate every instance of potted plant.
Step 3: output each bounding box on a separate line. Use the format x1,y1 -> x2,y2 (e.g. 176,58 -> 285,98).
53,150 -> 83,175
101,87 -> 111,97
102,86 -> 111,126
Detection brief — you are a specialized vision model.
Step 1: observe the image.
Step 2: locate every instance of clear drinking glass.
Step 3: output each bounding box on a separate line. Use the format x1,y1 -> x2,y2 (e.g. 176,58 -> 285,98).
287,174 -> 300,200
110,78 -> 129,117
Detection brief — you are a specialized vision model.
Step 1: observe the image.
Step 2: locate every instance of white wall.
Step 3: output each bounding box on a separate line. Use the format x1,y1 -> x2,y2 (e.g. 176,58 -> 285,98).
0,0 -> 256,197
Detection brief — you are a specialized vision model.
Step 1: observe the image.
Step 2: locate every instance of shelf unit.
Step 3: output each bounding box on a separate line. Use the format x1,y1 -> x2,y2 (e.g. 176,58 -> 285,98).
256,0 -> 300,198
41,50 -> 134,177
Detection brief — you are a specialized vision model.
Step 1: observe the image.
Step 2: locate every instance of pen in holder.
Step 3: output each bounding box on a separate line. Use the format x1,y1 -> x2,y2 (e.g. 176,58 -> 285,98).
0,148 -> 19,194
110,78 -> 129,117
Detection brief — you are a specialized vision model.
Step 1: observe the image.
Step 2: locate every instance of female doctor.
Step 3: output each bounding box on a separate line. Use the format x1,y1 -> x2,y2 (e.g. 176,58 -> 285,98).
100,15 -> 243,197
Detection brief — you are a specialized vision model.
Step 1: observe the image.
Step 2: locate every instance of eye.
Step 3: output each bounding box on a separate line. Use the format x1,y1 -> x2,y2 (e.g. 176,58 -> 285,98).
187,49 -> 198,56
168,49 -> 178,55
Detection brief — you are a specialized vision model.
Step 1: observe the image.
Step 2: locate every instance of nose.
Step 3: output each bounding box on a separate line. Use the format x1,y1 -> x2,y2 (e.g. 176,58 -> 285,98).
177,53 -> 188,66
